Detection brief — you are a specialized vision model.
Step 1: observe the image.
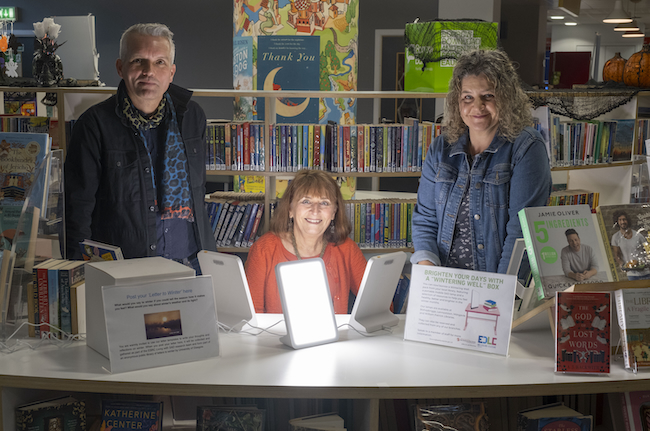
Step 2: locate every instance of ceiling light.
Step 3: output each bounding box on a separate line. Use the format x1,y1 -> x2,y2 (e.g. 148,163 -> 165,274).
603,0 -> 633,23
550,15 -> 565,20
622,30 -> 645,37
615,20 -> 640,31
565,22 -> 578,26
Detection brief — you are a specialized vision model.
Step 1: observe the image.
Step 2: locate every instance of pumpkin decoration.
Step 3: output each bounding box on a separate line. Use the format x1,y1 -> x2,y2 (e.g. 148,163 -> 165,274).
603,52 -> 626,82
624,45 -> 650,88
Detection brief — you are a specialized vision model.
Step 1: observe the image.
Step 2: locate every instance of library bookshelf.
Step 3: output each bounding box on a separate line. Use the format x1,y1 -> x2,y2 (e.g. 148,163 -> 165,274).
2,86 -> 646,250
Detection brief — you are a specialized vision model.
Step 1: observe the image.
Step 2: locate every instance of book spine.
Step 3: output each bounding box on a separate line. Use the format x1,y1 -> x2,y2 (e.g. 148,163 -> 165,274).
217,202 -> 237,246
213,202 -> 230,242
37,267 -> 49,336
48,268 -> 59,336
30,268 -> 39,337
59,268 -> 72,335
241,203 -> 259,246
517,208 -> 546,301
596,209 -> 619,281
350,125 -> 357,173
225,204 -> 245,246
234,203 -> 253,247
358,125 -> 364,172
313,125 -> 320,169
247,205 -> 264,247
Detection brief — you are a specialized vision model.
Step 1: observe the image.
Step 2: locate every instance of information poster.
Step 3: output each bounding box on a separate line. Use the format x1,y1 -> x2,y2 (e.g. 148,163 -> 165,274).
404,265 -> 517,356
102,276 -> 219,373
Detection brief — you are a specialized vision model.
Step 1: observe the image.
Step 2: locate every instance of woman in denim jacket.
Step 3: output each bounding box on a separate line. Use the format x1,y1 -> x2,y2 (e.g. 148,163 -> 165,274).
411,49 -> 552,273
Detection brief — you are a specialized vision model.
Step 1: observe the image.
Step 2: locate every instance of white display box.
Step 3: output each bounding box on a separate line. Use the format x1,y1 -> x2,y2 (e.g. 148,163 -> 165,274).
85,257 -> 195,358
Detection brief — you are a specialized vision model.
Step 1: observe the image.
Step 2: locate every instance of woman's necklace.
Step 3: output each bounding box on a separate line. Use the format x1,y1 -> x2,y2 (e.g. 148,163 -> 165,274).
291,230 -> 327,260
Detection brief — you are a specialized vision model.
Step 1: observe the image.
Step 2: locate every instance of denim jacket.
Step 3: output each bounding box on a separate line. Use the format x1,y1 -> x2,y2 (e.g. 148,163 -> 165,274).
411,127 -> 552,273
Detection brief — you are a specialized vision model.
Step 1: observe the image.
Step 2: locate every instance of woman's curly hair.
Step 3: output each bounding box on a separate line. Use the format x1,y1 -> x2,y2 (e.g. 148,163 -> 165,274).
443,49 -> 533,143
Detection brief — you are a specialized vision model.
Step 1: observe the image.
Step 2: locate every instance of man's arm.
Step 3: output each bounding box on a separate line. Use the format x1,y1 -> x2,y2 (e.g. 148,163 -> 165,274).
63,110 -> 103,259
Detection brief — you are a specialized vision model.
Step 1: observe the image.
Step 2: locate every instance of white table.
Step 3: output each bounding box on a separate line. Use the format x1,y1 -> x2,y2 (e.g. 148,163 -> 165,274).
1,314 -> 648,431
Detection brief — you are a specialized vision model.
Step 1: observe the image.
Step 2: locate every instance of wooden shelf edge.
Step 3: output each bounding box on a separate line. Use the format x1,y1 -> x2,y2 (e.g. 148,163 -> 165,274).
207,170 -> 421,178
551,161 -> 633,171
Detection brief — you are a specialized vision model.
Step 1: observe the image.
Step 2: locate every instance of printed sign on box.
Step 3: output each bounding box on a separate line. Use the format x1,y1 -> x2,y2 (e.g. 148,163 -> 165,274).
404,264 -> 517,356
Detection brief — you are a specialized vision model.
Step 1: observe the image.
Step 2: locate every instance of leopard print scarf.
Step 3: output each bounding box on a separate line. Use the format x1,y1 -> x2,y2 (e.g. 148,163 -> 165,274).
121,87 -> 194,222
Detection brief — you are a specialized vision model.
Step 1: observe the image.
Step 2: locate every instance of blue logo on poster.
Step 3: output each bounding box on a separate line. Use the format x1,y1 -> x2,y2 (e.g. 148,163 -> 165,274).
478,335 -> 497,345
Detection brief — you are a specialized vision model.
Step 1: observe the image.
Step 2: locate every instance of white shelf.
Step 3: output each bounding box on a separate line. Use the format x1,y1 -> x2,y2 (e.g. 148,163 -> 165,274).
1,314 -> 648,430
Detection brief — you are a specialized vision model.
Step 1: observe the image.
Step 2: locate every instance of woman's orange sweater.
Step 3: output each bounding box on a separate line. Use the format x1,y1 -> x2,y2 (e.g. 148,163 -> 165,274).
245,232 -> 367,314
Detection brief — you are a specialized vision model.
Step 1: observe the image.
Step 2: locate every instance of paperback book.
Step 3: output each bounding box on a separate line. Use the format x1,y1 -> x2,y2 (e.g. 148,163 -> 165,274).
99,400 -> 162,431
0,132 -> 51,211
615,288 -> 650,370
79,239 -> 124,261
516,402 -> 592,431
15,395 -> 86,431
595,203 -> 650,282
622,391 -> 650,431
555,291 -> 610,374
519,204 -> 611,300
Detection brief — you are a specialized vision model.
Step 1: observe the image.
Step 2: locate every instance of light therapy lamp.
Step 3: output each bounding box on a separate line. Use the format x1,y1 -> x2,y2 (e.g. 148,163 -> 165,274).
275,258 -> 339,349
349,251 -> 406,333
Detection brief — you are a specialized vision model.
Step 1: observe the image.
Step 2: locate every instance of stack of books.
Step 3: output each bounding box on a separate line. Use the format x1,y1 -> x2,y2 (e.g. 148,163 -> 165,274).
29,259 -> 85,338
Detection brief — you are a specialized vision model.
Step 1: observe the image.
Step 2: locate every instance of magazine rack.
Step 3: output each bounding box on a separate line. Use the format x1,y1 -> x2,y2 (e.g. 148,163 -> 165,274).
0,150 -> 63,343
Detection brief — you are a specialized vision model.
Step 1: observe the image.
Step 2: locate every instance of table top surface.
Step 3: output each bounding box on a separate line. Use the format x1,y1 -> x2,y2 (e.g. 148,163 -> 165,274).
0,314 -> 648,399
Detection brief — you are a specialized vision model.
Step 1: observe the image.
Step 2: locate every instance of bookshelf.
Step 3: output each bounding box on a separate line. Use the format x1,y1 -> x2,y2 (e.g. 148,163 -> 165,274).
2,86 -> 645,251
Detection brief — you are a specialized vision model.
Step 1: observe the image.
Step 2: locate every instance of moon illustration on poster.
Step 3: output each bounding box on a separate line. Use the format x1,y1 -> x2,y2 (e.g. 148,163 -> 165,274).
263,66 -> 311,117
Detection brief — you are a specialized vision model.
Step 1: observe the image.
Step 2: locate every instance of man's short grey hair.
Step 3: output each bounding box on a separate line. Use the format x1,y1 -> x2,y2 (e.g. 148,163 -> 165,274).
119,23 -> 175,63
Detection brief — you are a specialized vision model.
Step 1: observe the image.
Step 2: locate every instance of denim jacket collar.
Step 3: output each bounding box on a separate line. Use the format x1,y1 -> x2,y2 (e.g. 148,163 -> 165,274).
448,132 -> 508,157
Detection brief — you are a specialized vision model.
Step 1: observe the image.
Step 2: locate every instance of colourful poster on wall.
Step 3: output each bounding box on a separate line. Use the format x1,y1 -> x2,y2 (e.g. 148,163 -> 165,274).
257,35 -> 319,123
233,0 -> 359,124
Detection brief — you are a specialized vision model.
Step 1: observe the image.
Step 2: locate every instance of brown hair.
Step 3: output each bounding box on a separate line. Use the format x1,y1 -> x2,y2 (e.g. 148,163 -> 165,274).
269,170 -> 351,245
443,49 -> 532,143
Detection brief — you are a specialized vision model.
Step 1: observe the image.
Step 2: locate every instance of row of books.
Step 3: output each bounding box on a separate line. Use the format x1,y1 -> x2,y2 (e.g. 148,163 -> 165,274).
345,200 -> 415,249
547,117 -> 635,167
15,395 -> 351,431
0,115 -> 50,133
207,199 -> 265,248
547,189 -> 600,212
204,121 -> 443,174
28,259 -> 85,338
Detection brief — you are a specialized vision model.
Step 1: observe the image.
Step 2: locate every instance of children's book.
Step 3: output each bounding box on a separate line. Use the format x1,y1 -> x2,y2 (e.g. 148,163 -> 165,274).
0,132 -> 51,211
555,291 -> 610,374
516,402 -> 592,431
79,239 -> 124,261
615,288 -> 650,370
99,400 -> 162,431
595,203 -> 650,282
519,204 -> 612,300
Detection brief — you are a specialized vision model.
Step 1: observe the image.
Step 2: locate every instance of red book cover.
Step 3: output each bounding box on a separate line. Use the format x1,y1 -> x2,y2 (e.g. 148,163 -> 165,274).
555,291 -> 610,374
37,267 -> 49,330
358,125 -> 365,172
344,125 -> 351,173
314,125 -> 321,169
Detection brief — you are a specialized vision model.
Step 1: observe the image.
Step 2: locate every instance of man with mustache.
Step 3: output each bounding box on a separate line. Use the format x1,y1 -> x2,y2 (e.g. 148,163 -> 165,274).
64,23 -> 216,270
